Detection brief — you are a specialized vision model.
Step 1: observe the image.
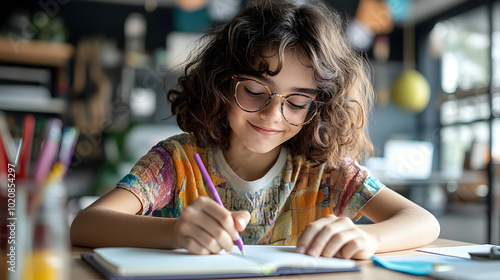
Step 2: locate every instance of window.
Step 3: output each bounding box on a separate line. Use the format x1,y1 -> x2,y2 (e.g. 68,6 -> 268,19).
438,5 -> 500,178
435,0 -> 500,245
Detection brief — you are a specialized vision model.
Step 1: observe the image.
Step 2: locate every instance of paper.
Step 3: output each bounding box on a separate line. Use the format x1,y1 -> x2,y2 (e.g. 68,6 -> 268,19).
373,252 -> 500,280
429,261 -> 500,280
417,244 -> 494,259
91,245 -> 358,277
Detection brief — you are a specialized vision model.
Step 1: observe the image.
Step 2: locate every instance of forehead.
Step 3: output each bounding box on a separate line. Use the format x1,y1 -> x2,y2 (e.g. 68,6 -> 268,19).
261,47 -> 312,69
254,48 -> 316,89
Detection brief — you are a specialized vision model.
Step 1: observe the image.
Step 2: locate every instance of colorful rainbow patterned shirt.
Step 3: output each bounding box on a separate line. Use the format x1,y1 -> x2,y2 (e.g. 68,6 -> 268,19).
116,133 -> 385,245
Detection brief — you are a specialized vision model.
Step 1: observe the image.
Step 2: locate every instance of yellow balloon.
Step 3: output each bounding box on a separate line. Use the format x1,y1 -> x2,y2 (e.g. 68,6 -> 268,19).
390,70 -> 431,113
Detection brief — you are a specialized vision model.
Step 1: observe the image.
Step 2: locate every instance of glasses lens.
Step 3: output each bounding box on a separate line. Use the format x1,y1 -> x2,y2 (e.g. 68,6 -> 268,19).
282,95 -> 318,125
235,81 -> 270,112
234,78 -> 319,126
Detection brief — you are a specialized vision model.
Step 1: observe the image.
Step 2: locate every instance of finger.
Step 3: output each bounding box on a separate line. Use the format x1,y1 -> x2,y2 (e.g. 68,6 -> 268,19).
296,217 -> 333,254
176,221 -> 216,255
195,197 -> 241,242
181,235 -> 211,255
189,211 -> 235,253
339,239 -> 365,259
321,224 -> 366,258
232,211 -> 250,232
306,217 -> 354,257
180,200 -> 234,253
321,230 -> 357,258
296,215 -> 339,255
192,224 -> 229,254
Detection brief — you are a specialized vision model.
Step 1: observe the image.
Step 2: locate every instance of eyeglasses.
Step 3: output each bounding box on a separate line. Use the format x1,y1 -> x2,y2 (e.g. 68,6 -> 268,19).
231,75 -> 323,126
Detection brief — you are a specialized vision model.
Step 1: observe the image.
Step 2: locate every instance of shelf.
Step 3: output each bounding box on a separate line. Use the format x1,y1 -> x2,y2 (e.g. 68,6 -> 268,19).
0,38 -> 73,115
440,86 -> 500,101
440,118 -> 492,128
75,0 -> 176,7
0,98 -> 67,114
0,37 -> 74,67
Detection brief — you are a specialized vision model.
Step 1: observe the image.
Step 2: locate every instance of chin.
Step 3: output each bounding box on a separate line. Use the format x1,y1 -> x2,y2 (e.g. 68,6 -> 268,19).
244,140 -> 281,155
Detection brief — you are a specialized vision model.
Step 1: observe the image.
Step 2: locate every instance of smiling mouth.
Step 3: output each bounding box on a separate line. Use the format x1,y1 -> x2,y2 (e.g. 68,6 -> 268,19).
249,123 -> 281,136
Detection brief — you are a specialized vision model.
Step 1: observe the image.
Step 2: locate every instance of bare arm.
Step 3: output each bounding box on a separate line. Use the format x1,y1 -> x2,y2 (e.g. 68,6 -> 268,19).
296,187 -> 440,259
70,188 -> 178,249
70,188 -> 251,253
359,187 -> 441,252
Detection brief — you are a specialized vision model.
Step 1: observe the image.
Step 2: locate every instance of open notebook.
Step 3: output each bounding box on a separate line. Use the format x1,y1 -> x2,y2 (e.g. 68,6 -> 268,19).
82,245 -> 359,279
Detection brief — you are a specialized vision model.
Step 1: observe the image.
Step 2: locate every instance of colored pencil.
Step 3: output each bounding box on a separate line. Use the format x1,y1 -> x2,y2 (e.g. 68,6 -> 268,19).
193,153 -> 246,255
18,114 -> 36,179
33,118 -> 62,187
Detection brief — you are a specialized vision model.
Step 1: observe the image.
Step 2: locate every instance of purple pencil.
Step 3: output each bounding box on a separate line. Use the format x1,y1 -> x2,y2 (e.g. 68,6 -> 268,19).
193,153 -> 246,255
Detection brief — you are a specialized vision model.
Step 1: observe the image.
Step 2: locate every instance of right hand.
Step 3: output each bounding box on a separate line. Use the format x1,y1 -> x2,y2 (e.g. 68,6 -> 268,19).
173,196 -> 250,255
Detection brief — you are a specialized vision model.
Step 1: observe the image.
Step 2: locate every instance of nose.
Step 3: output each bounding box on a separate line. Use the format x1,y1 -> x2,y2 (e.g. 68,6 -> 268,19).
258,94 -> 283,123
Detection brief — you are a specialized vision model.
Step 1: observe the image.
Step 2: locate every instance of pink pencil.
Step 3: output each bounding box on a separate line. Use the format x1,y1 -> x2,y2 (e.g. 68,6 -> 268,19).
33,118 -> 62,187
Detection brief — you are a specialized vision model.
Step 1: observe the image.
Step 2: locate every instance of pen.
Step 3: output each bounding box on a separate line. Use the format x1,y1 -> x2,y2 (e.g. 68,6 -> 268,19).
469,246 -> 500,260
44,127 -> 79,186
33,118 -> 63,186
19,114 -> 36,179
0,111 -> 17,164
28,127 -> 78,217
491,246 -> 500,259
193,153 -> 246,255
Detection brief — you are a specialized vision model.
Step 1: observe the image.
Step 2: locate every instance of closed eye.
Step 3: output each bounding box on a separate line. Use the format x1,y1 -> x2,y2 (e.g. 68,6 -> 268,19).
244,87 -> 267,96
285,100 -> 308,110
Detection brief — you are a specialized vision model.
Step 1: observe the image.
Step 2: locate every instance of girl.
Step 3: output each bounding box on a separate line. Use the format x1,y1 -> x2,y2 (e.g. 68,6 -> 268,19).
71,0 -> 440,259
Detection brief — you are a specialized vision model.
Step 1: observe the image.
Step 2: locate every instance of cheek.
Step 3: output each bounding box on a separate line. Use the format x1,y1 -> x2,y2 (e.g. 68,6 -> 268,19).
227,103 -> 242,128
288,125 -> 303,139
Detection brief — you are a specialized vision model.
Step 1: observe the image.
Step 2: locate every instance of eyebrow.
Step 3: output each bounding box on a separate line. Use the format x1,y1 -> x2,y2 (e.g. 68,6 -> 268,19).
245,74 -> 320,97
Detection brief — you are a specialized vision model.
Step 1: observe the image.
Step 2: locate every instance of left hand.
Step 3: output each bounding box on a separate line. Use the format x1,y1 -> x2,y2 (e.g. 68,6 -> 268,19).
295,214 -> 379,259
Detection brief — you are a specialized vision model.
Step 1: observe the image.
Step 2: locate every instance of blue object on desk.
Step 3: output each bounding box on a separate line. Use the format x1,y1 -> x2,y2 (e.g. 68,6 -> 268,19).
373,250 -> 500,280
372,256 -> 434,275
371,255 -> 461,276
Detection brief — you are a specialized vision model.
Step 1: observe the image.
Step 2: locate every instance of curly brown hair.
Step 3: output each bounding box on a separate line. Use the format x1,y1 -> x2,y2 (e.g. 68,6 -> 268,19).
167,0 -> 374,167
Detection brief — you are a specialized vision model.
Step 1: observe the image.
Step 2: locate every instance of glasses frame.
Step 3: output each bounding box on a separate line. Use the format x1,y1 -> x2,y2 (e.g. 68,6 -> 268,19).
231,75 -> 323,126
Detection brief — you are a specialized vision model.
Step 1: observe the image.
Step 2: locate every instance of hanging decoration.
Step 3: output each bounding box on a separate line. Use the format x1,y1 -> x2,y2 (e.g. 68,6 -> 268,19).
348,0 -> 394,50
174,0 -> 207,12
390,69 -> 431,113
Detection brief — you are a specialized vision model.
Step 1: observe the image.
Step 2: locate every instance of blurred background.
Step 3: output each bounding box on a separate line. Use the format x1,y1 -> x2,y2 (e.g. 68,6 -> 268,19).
0,0 -> 498,246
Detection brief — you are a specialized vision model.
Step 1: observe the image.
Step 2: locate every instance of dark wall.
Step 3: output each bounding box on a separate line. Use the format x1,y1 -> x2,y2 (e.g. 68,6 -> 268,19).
1,0 -> 173,51
1,0 -> 413,156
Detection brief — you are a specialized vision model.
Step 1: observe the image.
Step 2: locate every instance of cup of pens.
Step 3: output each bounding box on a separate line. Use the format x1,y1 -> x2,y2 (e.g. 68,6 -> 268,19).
0,115 -> 78,280
20,180 -> 69,280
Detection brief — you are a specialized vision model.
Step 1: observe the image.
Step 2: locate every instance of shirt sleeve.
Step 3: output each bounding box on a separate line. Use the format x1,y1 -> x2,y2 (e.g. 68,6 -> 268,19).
342,175 -> 385,221
116,141 -> 176,215
331,158 -> 385,221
